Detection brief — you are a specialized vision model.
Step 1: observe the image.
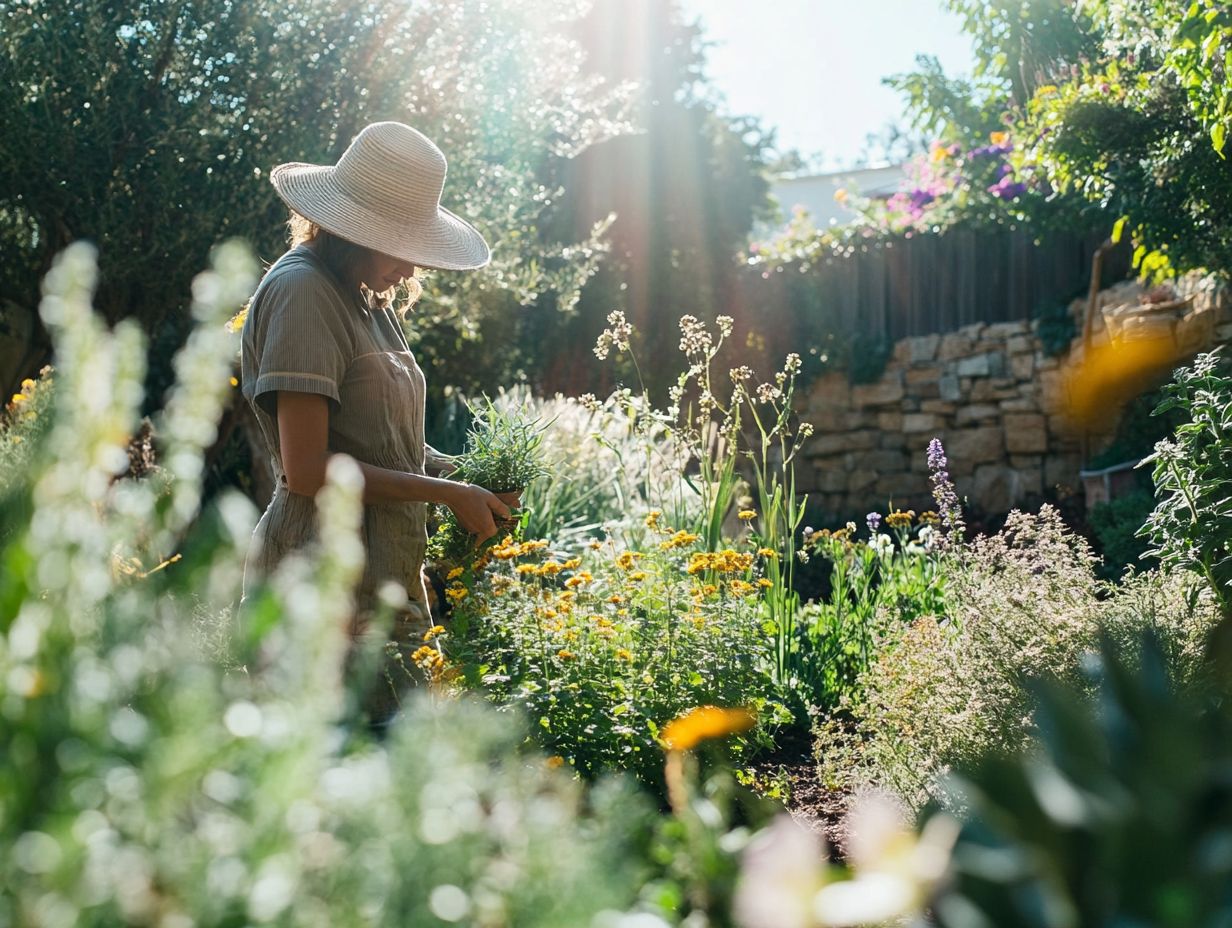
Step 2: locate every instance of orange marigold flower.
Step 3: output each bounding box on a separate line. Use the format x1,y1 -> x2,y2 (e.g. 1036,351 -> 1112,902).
661,705 -> 756,751
728,579 -> 755,596
615,551 -> 643,571
659,530 -> 701,551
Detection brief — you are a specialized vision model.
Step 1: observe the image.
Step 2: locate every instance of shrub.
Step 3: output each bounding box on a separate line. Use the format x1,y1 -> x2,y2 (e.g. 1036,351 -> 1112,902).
928,633 -> 1232,927
494,387 -> 698,550
441,521 -> 787,789
815,505 -> 1218,808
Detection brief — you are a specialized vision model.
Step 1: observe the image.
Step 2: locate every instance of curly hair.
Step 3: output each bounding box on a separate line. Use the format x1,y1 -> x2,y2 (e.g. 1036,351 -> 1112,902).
287,211 -> 422,314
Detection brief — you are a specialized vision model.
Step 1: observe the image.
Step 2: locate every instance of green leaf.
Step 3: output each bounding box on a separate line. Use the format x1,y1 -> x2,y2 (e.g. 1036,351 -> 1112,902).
1212,121 -> 1227,157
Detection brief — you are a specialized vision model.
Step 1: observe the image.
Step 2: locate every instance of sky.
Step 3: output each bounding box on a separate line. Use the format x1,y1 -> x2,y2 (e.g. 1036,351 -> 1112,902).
677,0 -> 977,171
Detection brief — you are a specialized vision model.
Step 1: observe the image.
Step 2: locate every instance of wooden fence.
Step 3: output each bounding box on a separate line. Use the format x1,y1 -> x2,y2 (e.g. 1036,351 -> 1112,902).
734,227 -> 1128,358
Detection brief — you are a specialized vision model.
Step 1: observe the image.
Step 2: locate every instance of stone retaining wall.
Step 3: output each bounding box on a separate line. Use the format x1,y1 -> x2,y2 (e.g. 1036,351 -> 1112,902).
797,275 -> 1230,517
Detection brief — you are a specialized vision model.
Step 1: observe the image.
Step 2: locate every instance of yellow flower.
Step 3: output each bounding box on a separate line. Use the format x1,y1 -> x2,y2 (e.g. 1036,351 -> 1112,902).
422,624 -> 446,642
918,511 -> 941,526
557,649 -> 576,660
516,564 -> 538,575
757,577 -> 774,589
616,648 -> 633,662
929,144 -> 948,163
833,186 -> 849,202
562,557 -> 582,570
644,509 -> 662,528
738,509 -> 757,521
886,509 -> 915,530
539,560 -> 564,576
20,378 -> 35,392
615,551 -> 643,571
686,549 -> 755,575
628,571 -> 647,582
565,571 -> 593,588
659,530 -> 701,551
607,594 -> 624,604
757,547 -> 777,558
990,130 -> 1009,146
10,393 -> 26,405
546,755 -> 565,769
446,567 -> 465,581
445,584 -> 468,605
728,579 -> 756,597
229,376 -> 239,388
589,540 -> 603,550
661,705 -> 756,752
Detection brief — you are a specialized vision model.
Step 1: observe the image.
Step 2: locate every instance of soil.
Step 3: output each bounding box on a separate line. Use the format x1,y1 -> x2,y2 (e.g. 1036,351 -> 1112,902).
749,732 -> 854,859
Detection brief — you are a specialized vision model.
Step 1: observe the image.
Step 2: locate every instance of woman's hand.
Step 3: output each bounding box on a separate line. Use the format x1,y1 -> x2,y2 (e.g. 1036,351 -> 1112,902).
443,482 -> 512,545
494,490 -> 522,510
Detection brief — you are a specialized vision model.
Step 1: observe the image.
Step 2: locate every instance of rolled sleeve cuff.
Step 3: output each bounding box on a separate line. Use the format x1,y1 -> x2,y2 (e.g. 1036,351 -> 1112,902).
249,371 -> 341,415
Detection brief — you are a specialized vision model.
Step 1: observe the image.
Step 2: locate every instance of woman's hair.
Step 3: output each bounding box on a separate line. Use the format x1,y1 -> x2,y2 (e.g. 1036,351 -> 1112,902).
287,212 -> 422,314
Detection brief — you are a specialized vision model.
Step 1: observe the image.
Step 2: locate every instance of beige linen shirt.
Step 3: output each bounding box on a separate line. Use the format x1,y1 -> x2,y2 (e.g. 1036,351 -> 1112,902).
240,244 -> 453,639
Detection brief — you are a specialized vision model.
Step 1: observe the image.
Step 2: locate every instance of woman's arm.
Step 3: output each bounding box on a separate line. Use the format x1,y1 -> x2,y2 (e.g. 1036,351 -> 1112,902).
277,391 -> 510,542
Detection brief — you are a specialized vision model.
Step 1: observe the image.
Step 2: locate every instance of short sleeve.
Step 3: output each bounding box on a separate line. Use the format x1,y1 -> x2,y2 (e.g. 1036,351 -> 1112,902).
243,266 -> 353,417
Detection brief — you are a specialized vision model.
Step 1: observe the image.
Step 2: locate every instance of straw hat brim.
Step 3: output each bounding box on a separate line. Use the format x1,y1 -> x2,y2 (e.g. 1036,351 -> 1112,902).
270,162 -> 491,271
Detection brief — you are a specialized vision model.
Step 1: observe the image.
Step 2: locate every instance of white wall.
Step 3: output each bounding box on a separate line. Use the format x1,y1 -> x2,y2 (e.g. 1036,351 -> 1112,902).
759,163 -> 907,237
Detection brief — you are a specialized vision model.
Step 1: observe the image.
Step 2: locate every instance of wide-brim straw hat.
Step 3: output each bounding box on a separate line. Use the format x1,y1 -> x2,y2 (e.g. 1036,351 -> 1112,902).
270,121 -> 491,271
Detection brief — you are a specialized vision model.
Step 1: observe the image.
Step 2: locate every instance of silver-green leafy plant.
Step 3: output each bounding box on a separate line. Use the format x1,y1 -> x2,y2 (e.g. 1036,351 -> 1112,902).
1140,348 -> 1232,625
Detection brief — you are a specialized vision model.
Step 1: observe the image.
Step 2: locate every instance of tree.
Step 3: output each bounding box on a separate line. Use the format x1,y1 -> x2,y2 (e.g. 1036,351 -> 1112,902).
527,0 -> 776,397
0,0 -> 632,398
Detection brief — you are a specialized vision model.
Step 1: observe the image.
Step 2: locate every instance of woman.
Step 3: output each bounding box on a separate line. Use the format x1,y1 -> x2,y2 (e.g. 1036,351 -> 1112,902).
240,121 -> 511,718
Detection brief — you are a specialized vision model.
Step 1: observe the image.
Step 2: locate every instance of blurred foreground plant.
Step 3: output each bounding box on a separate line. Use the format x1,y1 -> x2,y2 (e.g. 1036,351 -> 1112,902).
0,243 -> 658,927
928,632 -> 1232,927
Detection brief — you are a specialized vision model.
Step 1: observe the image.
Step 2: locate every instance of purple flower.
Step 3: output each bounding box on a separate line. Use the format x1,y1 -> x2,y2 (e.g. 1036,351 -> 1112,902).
866,512 -> 882,533
926,438 -> 965,542
987,175 -> 1028,201
926,438 -> 947,471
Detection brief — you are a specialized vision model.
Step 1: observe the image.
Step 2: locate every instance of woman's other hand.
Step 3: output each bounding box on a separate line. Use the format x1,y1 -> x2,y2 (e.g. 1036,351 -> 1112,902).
445,483 -> 511,545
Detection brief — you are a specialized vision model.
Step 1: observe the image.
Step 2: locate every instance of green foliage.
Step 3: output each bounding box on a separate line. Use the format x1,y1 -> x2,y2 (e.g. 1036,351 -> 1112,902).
1089,487 -> 1156,580
797,511 -> 948,707
0,0 -> 631,400
449,396 -> 549,495
493,388 -> 697,549
880,0 -> 1232,279
442,529 -> 785,791
1141,349 -> 1232,620
929,633 -> 1232,927
1033,299 -> 1077,358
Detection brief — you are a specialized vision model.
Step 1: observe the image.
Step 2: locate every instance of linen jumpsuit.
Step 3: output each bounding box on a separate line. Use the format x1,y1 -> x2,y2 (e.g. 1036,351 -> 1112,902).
239,243 -> 454,709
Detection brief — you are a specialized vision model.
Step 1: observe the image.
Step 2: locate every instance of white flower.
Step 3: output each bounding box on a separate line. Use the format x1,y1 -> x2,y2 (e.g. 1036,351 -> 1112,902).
734,815 -> 826,928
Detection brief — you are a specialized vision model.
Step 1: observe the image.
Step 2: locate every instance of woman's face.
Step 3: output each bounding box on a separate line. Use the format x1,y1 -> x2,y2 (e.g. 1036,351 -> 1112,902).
356,248 -> 417,292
